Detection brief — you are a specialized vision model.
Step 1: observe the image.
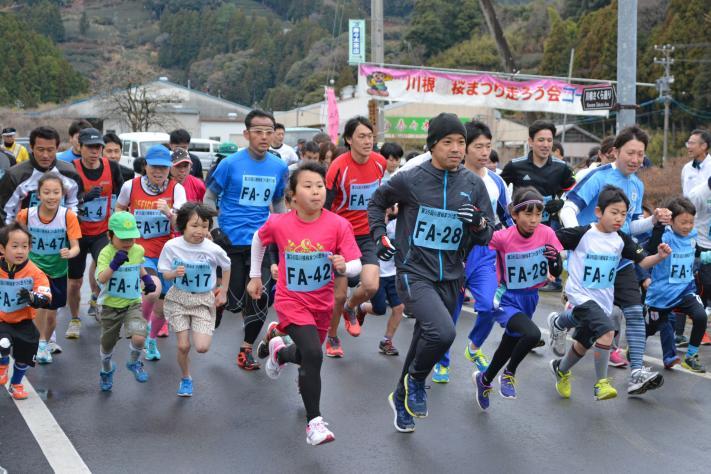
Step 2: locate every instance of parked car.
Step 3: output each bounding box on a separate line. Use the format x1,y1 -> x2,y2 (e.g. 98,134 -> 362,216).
188,138 -> 221,171
119,132 -> 170,172
283,128 -> 321,148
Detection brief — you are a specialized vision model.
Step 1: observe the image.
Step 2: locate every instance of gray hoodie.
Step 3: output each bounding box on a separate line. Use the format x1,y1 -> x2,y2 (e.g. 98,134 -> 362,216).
368,160 -> 494,282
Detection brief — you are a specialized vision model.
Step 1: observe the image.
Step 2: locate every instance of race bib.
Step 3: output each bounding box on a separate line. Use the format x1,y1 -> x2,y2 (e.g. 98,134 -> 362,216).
29,227 -> 66,256
135,209 -> 170,238
78,196 -> 108,222
582,253 -> 619,289
173,260 -> 213,293
239,175 -> 277,207
505,247 -> 548,289
0,277 -> 34,313
348,180 -> 379,211
412,206 -> 463,251
285,252 -> 332,292
106,264 -> 141,299
669,250 -> 694,284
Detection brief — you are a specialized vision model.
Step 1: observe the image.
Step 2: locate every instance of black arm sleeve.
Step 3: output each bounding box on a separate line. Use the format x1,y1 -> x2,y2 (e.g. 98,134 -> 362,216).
644,224 -> 665,255
555,225 -> 590,251
620,231 -> 647,263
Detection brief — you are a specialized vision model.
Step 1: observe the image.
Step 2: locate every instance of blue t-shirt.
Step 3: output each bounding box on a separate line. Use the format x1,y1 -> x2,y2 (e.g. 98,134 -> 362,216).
567,164 -> 644,233
646,227 -> 697,309
56,148 -> 81,163
207,149 -> 288,246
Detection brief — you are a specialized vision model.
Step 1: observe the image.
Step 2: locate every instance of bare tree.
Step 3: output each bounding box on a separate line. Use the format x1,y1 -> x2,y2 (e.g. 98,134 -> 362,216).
103,82 -> 181,132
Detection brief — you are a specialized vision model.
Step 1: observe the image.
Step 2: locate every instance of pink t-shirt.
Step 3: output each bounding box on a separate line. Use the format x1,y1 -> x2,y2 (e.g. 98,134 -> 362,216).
489,224 -> 563,290
258,209 -> 361,312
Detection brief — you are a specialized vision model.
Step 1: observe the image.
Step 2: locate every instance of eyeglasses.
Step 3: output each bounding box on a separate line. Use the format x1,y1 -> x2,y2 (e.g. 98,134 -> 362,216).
249,128 -> 275,137
686,141 -> 702,147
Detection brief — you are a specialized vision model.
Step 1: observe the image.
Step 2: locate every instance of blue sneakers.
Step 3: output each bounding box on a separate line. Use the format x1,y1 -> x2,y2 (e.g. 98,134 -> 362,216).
145,338 -> 161,361
126,360 -> 149,383
99,363 -> 116,392
431,363 -> 449,384
177,377 -> 193,397
388,392 -> 415,433
403,374 -> 428,418
499,369 -> 517,399
473,371 -> 492,411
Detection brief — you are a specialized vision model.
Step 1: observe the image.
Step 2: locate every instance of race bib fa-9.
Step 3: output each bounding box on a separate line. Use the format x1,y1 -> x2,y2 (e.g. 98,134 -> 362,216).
239,175 -> 277,207
173,260 -> 213,293
285,252 -> 332,292
0,278 -> 34,313
669,250 -> 694,284
582,253 -> 619,289
29,227 -> 66,256
505,248 -> 548,290
412,206 -> 463,251
348,181 -> 379,211
134,209 -> 170,239
106,264 -> 141,299
78,196 -> 109,222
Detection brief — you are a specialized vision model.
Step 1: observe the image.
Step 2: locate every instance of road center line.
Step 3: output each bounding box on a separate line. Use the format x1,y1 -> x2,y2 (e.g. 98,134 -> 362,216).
3,357 -> 91,474
460,306 -> 711,381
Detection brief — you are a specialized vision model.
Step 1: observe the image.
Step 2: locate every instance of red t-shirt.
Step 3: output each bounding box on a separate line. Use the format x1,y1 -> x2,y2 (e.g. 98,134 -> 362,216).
182,175 -> 206,202
258,209 -> 361,313
325,151 -> 386,236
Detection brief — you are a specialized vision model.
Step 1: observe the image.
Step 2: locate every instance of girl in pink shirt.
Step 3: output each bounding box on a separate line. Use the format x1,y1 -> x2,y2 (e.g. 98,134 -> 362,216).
473,187 -> 563,410
246,162 -> 361,446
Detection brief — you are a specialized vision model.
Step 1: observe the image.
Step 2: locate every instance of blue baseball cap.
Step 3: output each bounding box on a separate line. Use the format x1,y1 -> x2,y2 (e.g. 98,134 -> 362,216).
145,144 -> 172,167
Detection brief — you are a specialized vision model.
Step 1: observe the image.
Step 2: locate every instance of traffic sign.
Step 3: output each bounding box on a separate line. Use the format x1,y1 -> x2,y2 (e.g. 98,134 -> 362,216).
581,85 -> 617,111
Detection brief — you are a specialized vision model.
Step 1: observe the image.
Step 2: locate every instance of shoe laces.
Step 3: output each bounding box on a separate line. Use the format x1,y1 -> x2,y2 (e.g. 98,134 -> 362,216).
309,417 -> 329,433
501,372 -> 516,386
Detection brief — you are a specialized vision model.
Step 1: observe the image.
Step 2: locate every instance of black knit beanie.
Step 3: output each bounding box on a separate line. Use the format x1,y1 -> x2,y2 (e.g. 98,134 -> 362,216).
426,113 -> 467,151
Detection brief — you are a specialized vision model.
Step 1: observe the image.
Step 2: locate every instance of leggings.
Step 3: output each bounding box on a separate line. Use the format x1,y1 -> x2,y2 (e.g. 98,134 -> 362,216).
649,294 -> 708,349
278,324 -> 323,422
483,313 -> 541,384
226,246 -> 276,344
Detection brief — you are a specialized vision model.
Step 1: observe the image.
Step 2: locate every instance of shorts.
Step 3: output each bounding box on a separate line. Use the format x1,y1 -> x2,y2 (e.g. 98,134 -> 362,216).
68,234 -> 109,279
613,264 -> 642,308
355,234 -> 379,266
143,257 -> 172,298
48,275 -> 67,310
164,287 -> 216,336
370,275 -> 401,315
99,303 -> 146,352
493,286 -> 539,335
0,319 -> 40,366
275,300 -> 331,344
570,300 -> 615,349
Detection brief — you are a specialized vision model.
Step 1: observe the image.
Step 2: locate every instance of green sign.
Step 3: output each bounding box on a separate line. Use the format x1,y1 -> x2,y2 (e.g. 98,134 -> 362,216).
385,116 -> 468,137
348,20 -> 366,65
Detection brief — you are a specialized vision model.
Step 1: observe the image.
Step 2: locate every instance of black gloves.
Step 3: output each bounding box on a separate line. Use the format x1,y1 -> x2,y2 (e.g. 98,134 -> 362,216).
83,186 -> 103,202
376,235 -> 397,261
17,288 -> 51,309
457,204 -> 486,228
544,244 -> 563,277
544,199 -> 565,215
141,274 -> 156,295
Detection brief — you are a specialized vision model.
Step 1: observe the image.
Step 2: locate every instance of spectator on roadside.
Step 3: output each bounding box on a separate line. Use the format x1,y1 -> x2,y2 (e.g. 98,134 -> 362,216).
681,129 -> 711,196
1,127 -> 29,163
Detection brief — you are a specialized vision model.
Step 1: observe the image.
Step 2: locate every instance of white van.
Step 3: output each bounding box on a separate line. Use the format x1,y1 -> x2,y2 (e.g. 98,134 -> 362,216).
188,138 -> 221,171
119,132 -> 170,171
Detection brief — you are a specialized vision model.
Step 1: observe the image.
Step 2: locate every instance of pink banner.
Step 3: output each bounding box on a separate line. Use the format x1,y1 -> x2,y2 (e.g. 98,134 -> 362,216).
358,64 -> 609,116
326,87 -> 340,144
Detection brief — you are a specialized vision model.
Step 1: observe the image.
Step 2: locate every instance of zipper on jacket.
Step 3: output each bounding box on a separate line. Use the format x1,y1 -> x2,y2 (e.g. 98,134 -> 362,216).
439,170 -> 448,281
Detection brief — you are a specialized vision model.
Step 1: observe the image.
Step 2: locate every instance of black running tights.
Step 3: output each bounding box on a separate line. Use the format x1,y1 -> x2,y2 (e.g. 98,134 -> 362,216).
483,313 -> 541,384
278,324 -> 323,423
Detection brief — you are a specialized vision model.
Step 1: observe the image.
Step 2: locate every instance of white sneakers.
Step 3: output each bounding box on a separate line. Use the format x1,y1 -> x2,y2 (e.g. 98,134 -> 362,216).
306,416 -> 335,446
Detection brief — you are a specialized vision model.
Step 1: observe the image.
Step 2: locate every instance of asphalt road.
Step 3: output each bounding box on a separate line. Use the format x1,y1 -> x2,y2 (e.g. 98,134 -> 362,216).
2,290 -> 711,473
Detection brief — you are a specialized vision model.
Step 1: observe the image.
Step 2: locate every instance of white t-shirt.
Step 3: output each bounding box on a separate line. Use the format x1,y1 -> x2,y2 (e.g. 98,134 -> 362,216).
395,151 -> 431,175
557,224 -> 644,315
681,154 -> 711,197
158,236 -> 231,293
116,179 -> 187,211
271,144 -> 299,166
688,181 -> 711,249
379,219 -> 397,277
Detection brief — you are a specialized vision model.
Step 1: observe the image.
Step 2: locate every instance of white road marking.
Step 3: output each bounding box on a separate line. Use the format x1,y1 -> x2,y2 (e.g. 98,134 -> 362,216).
460,306 -> 711,381
3,358 -> 91,473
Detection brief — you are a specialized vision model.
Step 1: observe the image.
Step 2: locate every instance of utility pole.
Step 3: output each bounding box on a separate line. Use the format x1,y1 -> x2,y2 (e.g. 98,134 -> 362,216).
616,0 -> 637,131
561,48 -> 575,147
654,44 -> 674,166
478,0 -> 518,73
371,0 -> 385,144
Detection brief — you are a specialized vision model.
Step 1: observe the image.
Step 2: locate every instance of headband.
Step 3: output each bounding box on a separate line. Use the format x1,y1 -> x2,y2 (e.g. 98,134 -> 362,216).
513,199 -> 544,211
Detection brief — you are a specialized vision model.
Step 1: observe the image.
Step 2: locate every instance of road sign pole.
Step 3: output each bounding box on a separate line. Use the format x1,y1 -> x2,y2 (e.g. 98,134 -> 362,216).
616,0 -> 637,131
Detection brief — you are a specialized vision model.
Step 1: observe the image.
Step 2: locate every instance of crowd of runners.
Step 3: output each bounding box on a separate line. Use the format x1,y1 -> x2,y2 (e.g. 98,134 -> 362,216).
0,115 -> 710,446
